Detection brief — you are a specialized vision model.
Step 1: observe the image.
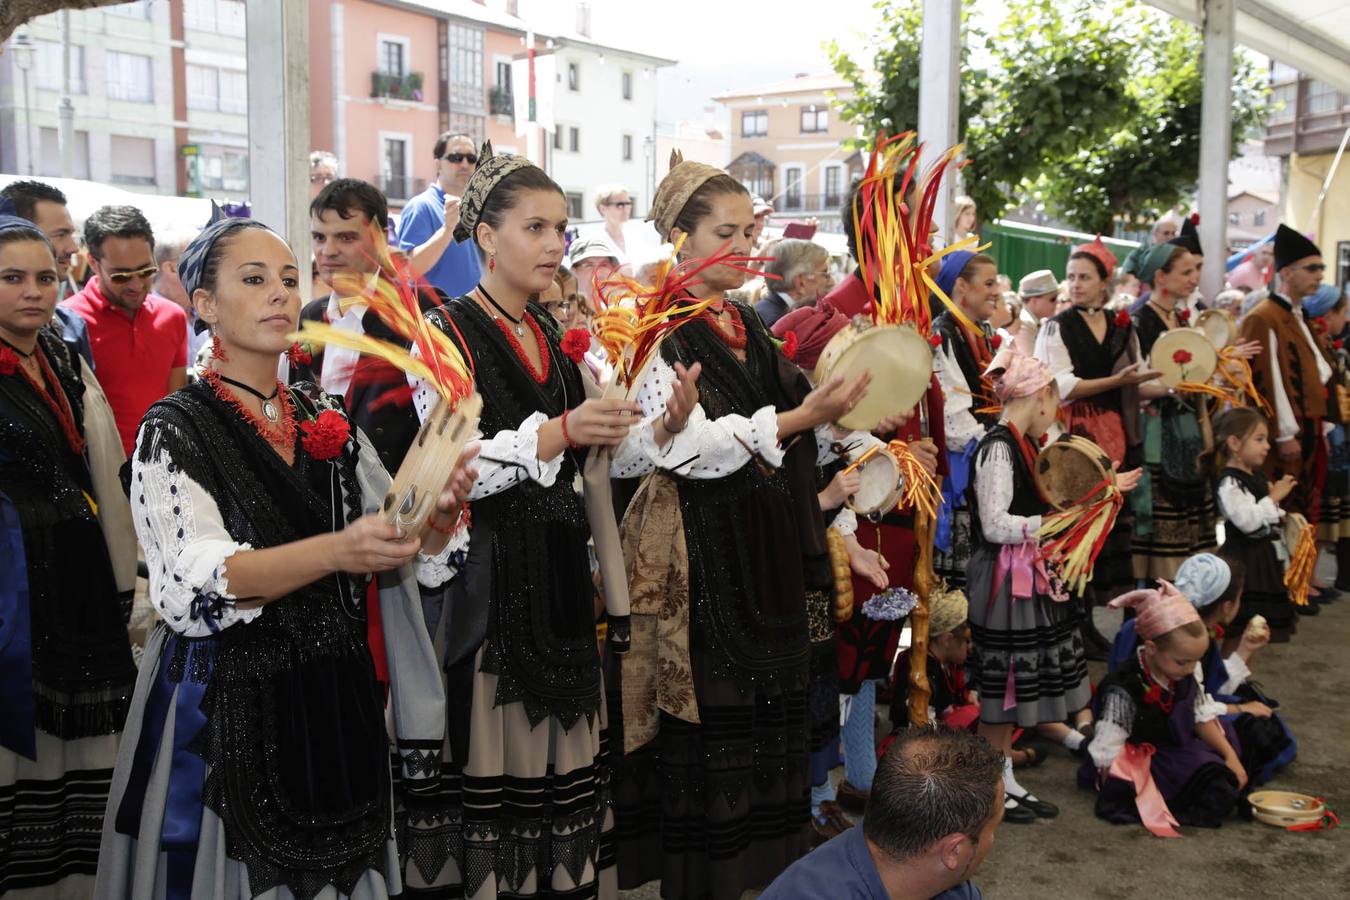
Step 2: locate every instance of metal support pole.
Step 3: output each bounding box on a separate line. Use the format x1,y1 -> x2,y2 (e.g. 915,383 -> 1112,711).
60,10 -> 74,178
917,0 -> 961,237
245,0 -> 310,263
21,67 -> 33,176
1197,0 -> 1235,301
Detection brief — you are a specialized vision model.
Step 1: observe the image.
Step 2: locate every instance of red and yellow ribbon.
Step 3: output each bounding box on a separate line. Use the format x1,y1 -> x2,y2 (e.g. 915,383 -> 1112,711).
1215,348 -> 1273,417
842,440 -> 942,520
1284,520 -> 1317,607
1037,476 -> 1125,595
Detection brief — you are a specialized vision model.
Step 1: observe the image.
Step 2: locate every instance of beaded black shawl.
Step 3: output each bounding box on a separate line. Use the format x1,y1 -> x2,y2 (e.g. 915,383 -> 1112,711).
0,328 -> 135,739
426,298 -> 600,730
657,302 -> 818,690
134,380 -> 387,899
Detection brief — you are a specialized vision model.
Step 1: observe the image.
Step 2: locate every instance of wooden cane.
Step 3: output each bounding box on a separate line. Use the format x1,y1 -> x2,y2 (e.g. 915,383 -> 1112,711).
907,393 -> 935,727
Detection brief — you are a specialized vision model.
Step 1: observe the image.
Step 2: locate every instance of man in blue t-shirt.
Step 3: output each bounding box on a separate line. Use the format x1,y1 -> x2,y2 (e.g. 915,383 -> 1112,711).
395,131 -> 482,298
761,727 -> 1003,900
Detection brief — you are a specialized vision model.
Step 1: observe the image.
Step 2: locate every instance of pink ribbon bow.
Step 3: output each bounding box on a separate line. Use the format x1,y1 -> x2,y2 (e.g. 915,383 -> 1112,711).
1109,742 -> 1181,838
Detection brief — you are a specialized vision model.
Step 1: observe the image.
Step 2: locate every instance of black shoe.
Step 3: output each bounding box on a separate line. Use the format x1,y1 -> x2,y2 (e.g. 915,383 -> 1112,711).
1002,795 -> 1037,824
1007,789 -> 1059,819
1333,579 -> 1350,592
1312,586 -> 1340,603
1296,601 -> 1321,616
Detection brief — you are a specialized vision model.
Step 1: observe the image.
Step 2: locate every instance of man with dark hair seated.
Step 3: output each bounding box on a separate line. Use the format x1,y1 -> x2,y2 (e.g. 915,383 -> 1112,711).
761,726 -> 1004,900
299,177 -> 444,473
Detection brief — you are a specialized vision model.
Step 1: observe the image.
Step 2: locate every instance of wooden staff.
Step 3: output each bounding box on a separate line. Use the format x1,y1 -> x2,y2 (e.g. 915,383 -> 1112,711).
908,392 -> 935,727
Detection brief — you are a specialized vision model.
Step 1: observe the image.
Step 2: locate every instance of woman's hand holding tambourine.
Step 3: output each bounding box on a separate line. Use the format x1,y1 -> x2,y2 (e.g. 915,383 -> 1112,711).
431,444 -> 480,523
1227,338 -> 1262,360
1114,465 -> 1143,494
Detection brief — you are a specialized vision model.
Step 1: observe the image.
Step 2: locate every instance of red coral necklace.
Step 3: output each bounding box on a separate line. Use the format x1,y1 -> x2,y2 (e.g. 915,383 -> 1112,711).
1138,653 -> 1176,714
3,340 -> 85,455
704,302 -> 747,350
477,287 -> 551,384
202,367 -> 297,450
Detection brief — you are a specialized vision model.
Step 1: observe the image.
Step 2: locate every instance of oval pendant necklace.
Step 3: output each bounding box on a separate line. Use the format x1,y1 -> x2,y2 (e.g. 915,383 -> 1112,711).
217,373 -> 281,422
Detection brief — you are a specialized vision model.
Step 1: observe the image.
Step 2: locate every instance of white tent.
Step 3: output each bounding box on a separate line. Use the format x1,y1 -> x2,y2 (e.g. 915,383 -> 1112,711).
0,174 -> 213,245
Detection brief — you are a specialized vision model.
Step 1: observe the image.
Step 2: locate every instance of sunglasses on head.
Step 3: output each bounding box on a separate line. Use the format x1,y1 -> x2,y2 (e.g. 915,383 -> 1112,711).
105,265 -> 159,284
442,152 -> 478,164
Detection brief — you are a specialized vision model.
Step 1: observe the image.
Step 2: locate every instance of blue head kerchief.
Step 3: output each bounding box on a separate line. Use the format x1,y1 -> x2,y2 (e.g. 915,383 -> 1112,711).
177,202 -> 272,300
0,198 -> 46,240
1174,553 -> 1232,609
935,249 -> 975,302
1302,283 -> 1343,319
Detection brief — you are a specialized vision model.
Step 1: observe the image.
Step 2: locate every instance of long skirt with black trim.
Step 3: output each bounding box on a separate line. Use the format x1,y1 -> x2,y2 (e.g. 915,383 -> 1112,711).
605,651 -> 811,900
399,641 -> 615,900
966,542 -> 1092,727
1131,460 -> 1218,582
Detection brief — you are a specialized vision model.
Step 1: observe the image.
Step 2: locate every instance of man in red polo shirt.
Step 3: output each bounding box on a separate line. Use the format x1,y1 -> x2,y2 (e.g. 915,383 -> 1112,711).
63,205 -> 188,454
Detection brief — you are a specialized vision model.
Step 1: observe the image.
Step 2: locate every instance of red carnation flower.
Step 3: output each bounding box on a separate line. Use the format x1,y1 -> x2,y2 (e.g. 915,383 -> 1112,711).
1038,432 -> 1048,448
561,328 -> 591,363
991,333 -> 1003,350
1178,308 -> 1191,323
781,331 -> 800,360
1189,213 -> 1200,226
1335,340 -> 1345,351
286,342 -> 312,367
1172,349 -> 1193,365
300,409 -> 351,461
928,333 -> 942,348
1114,310 -> 1131,328
1143,684 -> 1163,705
0,346 -> 18,376
1312,317 -> 1328,334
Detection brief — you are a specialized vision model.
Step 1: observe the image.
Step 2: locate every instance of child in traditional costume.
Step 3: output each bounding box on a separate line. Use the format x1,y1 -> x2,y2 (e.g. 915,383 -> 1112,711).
1083,583 -> 1244,835
1207,407 -> 1299,642
966,348 -> 1086,823
887,586 -> 975,731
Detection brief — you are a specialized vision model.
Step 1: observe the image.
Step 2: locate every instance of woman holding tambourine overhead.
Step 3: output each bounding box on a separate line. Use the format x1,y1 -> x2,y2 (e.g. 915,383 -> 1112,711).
606,152 -> 879,900
96,212 -> 473,900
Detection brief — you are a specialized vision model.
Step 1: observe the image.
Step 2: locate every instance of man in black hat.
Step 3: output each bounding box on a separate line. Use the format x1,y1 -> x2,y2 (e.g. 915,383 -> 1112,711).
1238,224 -> 1330,526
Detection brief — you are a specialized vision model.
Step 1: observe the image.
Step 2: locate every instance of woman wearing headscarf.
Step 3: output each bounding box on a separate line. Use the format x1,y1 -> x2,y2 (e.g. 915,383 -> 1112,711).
1130,243 -> 1218,581
932,250 -> 1002,590
95,211 -> 471,899
0,210 -> 137,897
415,146 -> 639,898
606,152 -> 876,899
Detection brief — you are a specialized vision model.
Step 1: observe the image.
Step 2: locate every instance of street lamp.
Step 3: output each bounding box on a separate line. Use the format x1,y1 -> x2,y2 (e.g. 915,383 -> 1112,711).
10,33 -> 36,175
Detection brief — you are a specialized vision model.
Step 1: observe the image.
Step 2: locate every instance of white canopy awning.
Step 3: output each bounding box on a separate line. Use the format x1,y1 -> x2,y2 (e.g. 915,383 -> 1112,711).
1146,0 -> 1350,92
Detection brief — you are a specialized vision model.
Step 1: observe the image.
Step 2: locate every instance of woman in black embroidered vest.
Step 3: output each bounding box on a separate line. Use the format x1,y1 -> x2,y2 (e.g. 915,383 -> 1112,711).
96,217 -> 466,900
417,151 -> 641,899
0,215 -> 136,896
605,157 -> 874,900
1034,239 -> 1157,658
932,250 -> 1001,590
1130,244 -> 1217,581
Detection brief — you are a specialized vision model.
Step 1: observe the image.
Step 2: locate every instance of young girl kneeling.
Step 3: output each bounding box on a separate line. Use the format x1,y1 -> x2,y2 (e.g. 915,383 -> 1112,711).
1083,584 -> 1245,836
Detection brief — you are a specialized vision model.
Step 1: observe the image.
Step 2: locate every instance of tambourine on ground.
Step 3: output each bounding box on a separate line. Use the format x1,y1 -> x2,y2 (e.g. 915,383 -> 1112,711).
383,392 -> 483,538
813,318 -> 933,431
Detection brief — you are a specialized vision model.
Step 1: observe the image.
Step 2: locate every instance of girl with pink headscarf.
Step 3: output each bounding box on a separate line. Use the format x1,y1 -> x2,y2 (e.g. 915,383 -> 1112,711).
964,348 -> 1088,824
1080,583 -> 1246,837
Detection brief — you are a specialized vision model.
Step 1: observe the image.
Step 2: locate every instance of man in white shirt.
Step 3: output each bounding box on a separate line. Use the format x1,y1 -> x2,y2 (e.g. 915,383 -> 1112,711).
1014,269 -> 1059,355
1238,224 -> 1330,524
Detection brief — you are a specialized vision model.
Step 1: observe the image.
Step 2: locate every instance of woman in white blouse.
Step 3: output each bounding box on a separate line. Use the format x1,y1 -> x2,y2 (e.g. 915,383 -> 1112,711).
606,156 -> 874,900
96,216 -> 472,900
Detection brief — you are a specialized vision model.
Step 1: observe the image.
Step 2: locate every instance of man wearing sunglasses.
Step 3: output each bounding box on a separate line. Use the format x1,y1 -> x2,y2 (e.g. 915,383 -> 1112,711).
63,205 -> 188,454
395,131 -> 482,299
1239,223 -> 1330,525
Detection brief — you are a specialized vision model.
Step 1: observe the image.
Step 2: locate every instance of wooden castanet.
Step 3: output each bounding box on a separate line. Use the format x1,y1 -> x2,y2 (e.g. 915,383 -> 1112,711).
382,391 -> 483,539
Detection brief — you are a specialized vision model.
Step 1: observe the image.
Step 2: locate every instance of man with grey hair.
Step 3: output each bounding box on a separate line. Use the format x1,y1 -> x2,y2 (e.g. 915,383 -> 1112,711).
762,726 -> 1003,900
309,150 -> 338,198
755,238 -> 832,327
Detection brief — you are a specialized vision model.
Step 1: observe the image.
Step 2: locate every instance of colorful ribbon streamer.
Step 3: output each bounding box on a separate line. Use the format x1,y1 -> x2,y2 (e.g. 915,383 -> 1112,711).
1284,520 -> 1317,607
1037,476 -> 1125,595
842,439 -> 943,519
1216,348 -> 1273,416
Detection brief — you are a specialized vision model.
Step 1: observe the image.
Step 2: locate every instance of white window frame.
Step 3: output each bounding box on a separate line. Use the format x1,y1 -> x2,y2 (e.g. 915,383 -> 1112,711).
622,133 -> 633,161
821,163 -> 844,206
622,70 -> 633,100
742,110 -> 768,138
105,50 -> 154,103
378,129 -> 414,182
377,33 -> 411,78
782,163 -> 805,211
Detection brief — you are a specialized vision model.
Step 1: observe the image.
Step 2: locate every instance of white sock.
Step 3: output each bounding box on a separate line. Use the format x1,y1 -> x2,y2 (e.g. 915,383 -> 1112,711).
1062,730 -> 1085,751
1002,757 -> 1030,800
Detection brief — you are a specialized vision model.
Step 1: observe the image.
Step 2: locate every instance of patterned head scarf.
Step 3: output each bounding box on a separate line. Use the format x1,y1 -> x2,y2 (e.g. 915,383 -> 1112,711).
452,140 -> 538,245
177,202 -> 273,299
1109,581 -> 1201,640
647,149 -> 727,242
1173,554 -> 1232,610
928,585 -> 969,636
984,345 -> 1054,400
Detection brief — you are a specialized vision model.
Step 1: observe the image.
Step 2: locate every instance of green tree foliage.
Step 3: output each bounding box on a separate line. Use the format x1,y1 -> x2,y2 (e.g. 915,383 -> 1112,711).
828,0 -> 1270,233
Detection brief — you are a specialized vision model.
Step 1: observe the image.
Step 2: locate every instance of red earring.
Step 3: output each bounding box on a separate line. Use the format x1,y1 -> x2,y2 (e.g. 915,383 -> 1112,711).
488,254 -> 496,273
211,333 -> 228,361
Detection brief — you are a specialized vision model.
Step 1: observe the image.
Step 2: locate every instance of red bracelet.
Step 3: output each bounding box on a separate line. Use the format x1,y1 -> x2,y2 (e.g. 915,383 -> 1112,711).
426,513 -> 458,535
561,409 -> 581,449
